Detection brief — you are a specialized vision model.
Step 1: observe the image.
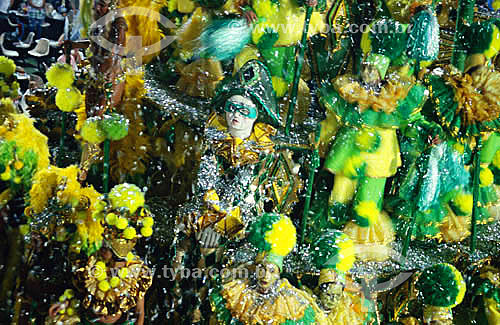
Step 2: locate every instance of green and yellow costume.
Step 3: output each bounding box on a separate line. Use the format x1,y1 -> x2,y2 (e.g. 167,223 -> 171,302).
210,213 -> 327,324
311,230 -> 375,324
421,19 -> 500,241
319,18 -> 427,259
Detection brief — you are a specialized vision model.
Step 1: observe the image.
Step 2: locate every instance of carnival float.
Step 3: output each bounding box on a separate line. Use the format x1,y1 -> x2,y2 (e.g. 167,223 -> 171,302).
1,0 -> 500,324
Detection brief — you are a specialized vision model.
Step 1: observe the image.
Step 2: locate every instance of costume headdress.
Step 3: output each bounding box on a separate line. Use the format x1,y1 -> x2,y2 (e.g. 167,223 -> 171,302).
360,18 -> 408,79
248,213 -> 296,271
311,229 -> 355,286
98,183 -> 154,258
212,60 -> 280,127
416,263 -> 466,308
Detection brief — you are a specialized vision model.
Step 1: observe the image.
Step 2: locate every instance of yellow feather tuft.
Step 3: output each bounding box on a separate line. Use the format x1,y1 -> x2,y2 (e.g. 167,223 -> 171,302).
336,235 -> 356,273
354,200 -> 379,225
452,192 -> 473,216
271,76 -> 289,98
265,216 -> 296,256
3,114 -> 50,171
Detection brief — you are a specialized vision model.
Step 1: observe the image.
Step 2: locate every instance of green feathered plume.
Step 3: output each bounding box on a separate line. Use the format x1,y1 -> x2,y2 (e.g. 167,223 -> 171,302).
407,9 -> 440,61
416,263 -> 466,308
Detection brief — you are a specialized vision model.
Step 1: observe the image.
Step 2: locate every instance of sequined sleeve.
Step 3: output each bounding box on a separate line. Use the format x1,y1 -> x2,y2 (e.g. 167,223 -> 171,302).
195,149 -> 219,194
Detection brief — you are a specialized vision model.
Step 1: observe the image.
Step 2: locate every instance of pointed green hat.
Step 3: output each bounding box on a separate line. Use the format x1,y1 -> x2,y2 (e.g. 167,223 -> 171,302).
212,60 -> 281,128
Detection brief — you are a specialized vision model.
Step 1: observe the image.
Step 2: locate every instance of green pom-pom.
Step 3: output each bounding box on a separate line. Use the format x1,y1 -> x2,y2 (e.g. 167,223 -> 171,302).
100,113 -> 129,141
417,263 -> 466,308
80,117 -> 106,144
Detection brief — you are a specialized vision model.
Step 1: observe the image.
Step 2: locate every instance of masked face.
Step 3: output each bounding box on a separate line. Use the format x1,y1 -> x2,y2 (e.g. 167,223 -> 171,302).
361,63 -> 381,85
320,282 -> 343,310
256,261 -> 280,293
225,95 -> 258,138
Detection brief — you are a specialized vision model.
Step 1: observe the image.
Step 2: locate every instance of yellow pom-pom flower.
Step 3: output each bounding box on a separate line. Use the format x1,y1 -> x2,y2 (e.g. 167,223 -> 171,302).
452,192 -> 473,216
142,216 -> 154,227
63,289 -> 74,299
343,155 -> 365,179
126,252 -> 135,261
46,63 -> 74,89
98,280 -> 110,292
141,226 -> 153,237
105,213 -> 117,225
80,117 -> 106,144
480,167 -> 494,187
110,276 -> 120,288
116,217 -> 128,230
354,200 -> 379,225
123,227 -> 137,240
55,87 -> 82,112
66,308 -> 74,316
264,216 -> 296,256
108,183 -> 145,214
493,0 -> 500,10
0,56 -> 16,77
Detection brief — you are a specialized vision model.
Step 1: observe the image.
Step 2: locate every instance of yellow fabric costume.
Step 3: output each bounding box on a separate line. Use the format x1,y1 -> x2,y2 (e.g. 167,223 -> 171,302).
218,278 -> 327,324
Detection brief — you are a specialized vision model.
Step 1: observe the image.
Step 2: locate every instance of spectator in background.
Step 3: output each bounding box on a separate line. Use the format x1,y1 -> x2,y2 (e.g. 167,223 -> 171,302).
0,0 -> 14,35
28,0 -> 45,38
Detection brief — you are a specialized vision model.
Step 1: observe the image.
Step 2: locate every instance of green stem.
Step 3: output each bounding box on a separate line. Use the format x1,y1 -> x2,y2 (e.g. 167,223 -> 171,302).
301,124 -> 321,244
103,139 -> 110,193
471,136 -> 482,253
57,113 -> 66,167
451,0 -> 477,71
401,207 -> 415,263
285,6 -> 313,136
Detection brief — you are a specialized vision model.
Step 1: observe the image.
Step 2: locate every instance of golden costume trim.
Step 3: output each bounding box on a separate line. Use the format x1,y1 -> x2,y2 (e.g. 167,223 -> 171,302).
206,113 -> 276,167
333,73 -> 414,114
